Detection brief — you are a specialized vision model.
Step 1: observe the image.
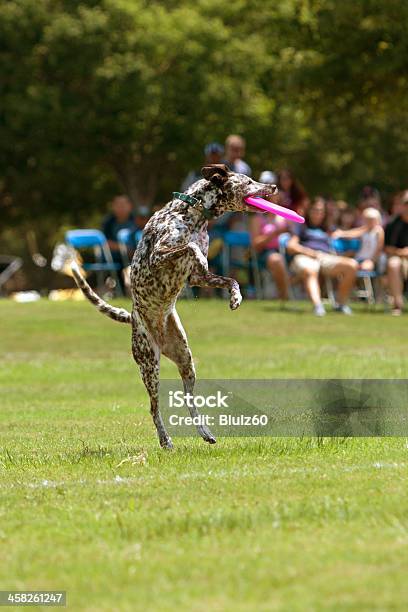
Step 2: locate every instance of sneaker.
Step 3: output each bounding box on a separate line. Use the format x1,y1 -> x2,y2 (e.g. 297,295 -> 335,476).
314,303 -> 326,317
334,304 -> 352,315
391,308 -> 402,316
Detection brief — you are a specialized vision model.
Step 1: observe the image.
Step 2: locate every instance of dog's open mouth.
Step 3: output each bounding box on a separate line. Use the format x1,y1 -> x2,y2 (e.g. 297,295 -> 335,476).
244,189 -> 277,203
243,190 -> 277,211
244,191 -> 305,224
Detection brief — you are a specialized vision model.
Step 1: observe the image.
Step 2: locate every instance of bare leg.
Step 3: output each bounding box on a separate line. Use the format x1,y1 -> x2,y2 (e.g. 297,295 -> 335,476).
131,316 -> 173,449
327,258 -> 357,305
189,271 -> 242,310
387,256 -> 404,310
267,252 -> 289,300
303,269 -> 322,306
162,310 -> 216,444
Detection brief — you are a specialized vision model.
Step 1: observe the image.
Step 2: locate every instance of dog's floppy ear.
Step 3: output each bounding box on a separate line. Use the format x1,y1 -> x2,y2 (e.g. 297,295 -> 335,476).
201,164 -> 229,185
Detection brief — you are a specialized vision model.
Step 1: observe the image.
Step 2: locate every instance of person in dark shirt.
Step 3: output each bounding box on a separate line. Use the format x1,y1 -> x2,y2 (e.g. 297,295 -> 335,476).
384,192 -> 408,315
102,195 -> 137,263
287,198 -> 357,316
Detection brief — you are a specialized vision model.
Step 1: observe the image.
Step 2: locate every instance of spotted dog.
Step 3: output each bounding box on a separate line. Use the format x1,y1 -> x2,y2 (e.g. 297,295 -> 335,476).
72,165 -> 277,448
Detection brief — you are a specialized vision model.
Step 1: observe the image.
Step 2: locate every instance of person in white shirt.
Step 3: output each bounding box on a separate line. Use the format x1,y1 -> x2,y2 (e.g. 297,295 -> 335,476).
332,207 -> 384,271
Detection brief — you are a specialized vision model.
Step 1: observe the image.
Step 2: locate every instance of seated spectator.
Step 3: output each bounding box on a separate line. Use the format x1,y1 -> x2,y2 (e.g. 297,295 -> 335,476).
384,191 -> 408,316
223,134 -> 252,176
276,169 -> 308,215
326,196 -> 341,231
356,187 -> 388,226
338,205 -> 356,230
287,198 -> 357,316
388,191 -> 404,220
181,142 -> 224,191
249,212 -> 289,300
332,207 -> 384,271
102,195 -> 136,263
249,170 -> 289,300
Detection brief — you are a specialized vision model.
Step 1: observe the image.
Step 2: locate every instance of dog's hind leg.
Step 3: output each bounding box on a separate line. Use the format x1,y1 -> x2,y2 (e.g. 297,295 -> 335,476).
162,310 -> 216,444
131,316 -> 173,449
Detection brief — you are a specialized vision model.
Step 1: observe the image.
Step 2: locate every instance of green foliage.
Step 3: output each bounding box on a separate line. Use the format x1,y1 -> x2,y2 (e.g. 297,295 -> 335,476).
1,0 -> 407,237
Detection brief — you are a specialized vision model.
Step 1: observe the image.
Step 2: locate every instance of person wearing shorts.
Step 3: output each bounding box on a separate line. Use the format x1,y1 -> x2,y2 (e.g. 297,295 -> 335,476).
287,198 -> 357,316
384,192 -> 408,315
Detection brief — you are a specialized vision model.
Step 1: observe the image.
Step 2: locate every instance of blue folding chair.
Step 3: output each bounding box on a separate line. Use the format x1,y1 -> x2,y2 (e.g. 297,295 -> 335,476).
65,229 -> 123,295
117,228 -> 144,266
330,237 -> 378,305
222,231 -> 262,298
330,237 -> 361,254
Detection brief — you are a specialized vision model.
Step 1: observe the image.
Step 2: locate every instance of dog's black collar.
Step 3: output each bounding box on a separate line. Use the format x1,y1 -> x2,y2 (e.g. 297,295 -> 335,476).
173,191 -> 199,206
172,191 -> 215,220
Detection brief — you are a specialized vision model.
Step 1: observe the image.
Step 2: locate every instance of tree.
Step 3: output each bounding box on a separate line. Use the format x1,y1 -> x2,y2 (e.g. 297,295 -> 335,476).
1,0 -> 407,244
0,0 -> 271,230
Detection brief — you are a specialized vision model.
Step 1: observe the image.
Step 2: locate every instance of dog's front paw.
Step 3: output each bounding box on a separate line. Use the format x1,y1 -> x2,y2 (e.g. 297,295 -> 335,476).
230,291 -> 242,310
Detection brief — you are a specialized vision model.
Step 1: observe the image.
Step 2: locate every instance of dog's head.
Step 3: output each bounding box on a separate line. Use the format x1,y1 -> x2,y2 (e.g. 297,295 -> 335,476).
191,164 -> 278,218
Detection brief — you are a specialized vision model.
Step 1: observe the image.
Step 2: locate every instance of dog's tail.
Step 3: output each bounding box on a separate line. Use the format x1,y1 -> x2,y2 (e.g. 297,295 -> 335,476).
71,261 -> 131,324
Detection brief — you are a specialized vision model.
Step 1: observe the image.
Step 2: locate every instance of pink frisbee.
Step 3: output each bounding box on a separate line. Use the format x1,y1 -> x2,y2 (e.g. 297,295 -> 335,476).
245,196 -> 305,224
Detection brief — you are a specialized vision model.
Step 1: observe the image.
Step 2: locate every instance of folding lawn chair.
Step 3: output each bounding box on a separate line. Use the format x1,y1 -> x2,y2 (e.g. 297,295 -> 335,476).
222,231 -> 262,298
117,228 -> 144,267
329,237 -> 378,305
65,229 -> 123,296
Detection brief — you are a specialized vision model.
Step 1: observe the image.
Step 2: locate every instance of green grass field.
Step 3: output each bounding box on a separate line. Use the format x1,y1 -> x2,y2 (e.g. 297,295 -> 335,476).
1,299 -> 408,611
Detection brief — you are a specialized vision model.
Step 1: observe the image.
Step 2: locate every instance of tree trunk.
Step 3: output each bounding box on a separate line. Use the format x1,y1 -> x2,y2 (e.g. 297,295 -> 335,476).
110,154 -> 159,212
